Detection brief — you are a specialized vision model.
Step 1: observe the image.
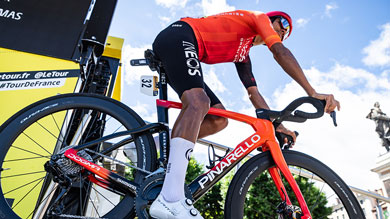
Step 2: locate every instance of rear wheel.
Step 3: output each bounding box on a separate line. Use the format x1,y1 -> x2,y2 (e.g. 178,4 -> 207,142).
0,94 -> 157,219
225,150 -> 365,219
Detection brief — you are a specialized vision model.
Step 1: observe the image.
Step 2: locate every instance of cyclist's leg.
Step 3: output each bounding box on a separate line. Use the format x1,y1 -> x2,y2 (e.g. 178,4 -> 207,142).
198,83 -> 228,139
150,21 -> 205,218
172,88 -> 210,141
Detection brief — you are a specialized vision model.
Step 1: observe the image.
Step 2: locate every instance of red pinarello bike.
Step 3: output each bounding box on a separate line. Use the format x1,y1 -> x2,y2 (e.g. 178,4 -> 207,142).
0,50 -> 365,218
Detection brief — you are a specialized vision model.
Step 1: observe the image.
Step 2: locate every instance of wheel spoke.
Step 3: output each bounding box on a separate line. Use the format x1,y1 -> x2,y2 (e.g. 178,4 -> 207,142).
91,185 -> 116,206
11,145 -> 50,158
1,170 -> 46,179
36,121 -> 64,145
4,156 -> 51,162
80,111 -> 99,145
87,193 -> 101,218
28,184 -> 59,218
51,114 -> 65,141
11,177 -> 45,209
22,132 -> 52,155
4,177 -> 45,195
309,182 -> 326,213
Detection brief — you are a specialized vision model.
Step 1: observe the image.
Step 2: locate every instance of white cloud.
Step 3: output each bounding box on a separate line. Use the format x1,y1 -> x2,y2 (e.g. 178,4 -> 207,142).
324,2 -> 338,18
122,44 -> 155,85
130,101 -> 152,118
201,0 -> 235,16
203,67 -> 227,94
362,23 -> 390,67
296,18 -> 309,28
270,64 -> 390,190
158,15 -> 172,27
155,0 -> 188,8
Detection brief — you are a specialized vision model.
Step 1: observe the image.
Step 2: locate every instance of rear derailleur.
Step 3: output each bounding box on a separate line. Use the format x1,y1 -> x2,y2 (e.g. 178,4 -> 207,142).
44,148 -> 92,218
44,157 -> 74,218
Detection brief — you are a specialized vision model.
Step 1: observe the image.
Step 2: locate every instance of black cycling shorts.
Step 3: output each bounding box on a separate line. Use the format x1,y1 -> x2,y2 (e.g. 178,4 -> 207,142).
152,21 -> 221,107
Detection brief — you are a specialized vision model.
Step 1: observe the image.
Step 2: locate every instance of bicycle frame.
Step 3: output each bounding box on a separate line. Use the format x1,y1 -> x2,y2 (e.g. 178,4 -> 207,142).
62,98 -> 312,219
157,99 -> 312,219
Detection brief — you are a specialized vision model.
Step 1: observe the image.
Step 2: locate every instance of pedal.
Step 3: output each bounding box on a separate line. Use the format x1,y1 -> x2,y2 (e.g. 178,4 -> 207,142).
140,75 -> 158,96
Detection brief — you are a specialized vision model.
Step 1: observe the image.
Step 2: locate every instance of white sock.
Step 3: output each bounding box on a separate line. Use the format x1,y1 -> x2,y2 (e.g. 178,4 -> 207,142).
160,137 -> 194,202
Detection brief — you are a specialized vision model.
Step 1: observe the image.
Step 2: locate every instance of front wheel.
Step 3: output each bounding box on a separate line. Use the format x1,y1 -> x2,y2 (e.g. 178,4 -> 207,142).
225,150 -> 365,219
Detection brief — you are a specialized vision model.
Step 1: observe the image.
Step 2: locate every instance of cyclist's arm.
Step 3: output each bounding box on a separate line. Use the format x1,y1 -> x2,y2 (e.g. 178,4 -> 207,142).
235,57 -> 269,109
270,43 -> 316,96
270,43 -> 340,113
235,56 -> 297,142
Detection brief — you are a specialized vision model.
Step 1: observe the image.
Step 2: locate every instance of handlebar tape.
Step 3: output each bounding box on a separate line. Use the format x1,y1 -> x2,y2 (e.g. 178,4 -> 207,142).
285,97 -> 325,119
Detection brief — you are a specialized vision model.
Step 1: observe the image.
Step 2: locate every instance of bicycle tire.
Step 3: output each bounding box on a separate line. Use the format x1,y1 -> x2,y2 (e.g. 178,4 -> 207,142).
225,150 -> 365,219
0,93 -> 157,219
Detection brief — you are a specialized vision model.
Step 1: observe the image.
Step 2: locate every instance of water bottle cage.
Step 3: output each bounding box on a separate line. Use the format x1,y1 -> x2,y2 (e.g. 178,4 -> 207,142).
206,144 -> 230,169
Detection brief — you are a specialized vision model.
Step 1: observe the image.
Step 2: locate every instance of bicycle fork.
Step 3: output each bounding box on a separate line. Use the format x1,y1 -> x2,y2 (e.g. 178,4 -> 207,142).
265,141 -> 311,219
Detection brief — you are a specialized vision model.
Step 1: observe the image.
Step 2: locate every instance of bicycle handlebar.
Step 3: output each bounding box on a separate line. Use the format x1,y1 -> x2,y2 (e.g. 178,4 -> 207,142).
256,96 -> 326,124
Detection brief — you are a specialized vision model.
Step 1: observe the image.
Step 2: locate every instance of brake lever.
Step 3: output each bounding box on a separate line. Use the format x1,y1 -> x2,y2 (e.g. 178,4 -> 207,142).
330,111 -> 337,127
276,131 -> 299,149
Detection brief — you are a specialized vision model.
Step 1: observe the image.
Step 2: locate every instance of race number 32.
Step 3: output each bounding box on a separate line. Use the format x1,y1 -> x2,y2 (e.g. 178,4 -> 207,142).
141,78 -> 152,88
140,75 -> 158,96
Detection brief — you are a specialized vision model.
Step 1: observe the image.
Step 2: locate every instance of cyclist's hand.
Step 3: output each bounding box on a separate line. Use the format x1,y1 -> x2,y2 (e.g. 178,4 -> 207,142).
276,124 -> 297,145
311,92 -> 341,114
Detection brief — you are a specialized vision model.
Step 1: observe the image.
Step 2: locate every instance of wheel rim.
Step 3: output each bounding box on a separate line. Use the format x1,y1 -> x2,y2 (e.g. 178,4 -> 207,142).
243,164 -> 355,218
1,106 -> 144,219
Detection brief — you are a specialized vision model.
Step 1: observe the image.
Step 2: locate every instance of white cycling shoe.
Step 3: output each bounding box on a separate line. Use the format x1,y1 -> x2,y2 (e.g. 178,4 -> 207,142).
149,194 -> 203,219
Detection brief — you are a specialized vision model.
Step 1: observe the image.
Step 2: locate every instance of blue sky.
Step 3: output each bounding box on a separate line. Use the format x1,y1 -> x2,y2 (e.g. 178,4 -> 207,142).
107,0 -> 390,191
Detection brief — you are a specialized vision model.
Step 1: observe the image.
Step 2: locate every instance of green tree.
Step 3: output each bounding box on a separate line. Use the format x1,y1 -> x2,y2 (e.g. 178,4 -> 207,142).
186,159 -> 224,218
245,172 -> 333,218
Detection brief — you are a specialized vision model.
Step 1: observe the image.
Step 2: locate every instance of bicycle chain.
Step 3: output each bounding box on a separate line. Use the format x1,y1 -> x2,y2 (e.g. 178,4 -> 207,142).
84,149 -> 152,174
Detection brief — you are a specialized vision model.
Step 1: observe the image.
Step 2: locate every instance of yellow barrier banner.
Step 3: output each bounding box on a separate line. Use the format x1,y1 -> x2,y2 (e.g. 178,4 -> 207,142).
0,48 -> 80,217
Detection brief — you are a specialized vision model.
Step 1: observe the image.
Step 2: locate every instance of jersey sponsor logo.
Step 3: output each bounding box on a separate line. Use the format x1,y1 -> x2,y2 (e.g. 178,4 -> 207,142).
198,134 -> 261,189
233,37 -> 253,62
183,41 -> 201,77
215,12 -> 244,17
0,8 -> 23,21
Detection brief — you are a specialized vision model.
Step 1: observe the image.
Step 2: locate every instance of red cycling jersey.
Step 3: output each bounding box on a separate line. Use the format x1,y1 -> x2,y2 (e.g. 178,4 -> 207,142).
181,10 -> 282,64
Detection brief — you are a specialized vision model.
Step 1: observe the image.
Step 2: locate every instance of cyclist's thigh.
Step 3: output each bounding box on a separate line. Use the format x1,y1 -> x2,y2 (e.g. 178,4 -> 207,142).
153,21 -> 204,99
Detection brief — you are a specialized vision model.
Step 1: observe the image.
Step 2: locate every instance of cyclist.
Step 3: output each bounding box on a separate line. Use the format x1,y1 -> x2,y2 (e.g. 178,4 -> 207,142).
148,10 -> 340,218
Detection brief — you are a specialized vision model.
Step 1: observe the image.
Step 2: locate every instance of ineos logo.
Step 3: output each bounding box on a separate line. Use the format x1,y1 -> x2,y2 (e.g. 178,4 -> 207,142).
183,41 -> 201,77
